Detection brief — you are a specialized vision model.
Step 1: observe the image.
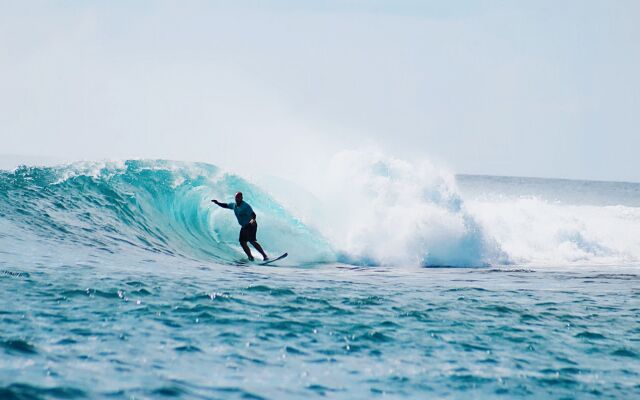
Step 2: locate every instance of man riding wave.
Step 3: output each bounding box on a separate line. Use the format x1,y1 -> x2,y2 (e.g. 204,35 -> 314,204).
212,192 -> 269,261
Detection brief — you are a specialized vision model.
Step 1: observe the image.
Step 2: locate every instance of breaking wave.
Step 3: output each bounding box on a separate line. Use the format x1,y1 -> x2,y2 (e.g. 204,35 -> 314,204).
2,155 -> 638,267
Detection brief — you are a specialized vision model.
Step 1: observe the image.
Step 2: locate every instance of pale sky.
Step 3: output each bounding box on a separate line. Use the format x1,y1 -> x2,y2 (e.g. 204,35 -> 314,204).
1,1 -> 639,181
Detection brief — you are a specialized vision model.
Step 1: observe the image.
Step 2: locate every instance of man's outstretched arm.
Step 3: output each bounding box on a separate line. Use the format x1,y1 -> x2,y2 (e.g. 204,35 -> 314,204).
211,199 -> 232,209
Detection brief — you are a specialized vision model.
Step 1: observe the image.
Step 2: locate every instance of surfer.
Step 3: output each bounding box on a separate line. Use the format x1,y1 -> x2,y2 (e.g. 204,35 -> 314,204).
212,192 -> 269,262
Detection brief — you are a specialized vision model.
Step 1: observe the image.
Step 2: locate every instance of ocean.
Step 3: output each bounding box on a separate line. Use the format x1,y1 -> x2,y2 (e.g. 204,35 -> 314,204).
1,158 -> 639,399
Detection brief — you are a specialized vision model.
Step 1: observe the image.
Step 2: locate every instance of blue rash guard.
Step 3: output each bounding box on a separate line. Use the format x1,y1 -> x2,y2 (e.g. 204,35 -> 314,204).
223,201 -> 256,227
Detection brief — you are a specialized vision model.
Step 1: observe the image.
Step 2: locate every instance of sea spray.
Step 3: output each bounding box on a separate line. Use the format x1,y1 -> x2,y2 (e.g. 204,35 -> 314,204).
307,150 -> 505,267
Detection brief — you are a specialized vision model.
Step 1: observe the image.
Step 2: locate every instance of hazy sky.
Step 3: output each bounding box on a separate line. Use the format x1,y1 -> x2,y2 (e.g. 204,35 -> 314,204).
1,0 -> 639,181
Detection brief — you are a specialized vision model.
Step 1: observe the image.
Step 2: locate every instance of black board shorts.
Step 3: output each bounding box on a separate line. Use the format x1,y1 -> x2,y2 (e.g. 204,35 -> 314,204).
239,222 -> 257,242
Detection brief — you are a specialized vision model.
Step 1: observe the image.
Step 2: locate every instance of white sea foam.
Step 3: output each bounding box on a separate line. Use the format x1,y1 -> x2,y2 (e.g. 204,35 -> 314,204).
303,150 -> 506,267
467,199 -> 640,266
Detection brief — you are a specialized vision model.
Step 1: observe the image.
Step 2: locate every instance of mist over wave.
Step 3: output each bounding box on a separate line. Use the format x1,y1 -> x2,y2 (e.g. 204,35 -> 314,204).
2,153 -> 639,267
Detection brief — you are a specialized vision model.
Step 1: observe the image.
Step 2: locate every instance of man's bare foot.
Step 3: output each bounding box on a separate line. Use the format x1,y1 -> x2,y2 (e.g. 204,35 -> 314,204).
263,256 -> 269,261
248,256 -> 254,261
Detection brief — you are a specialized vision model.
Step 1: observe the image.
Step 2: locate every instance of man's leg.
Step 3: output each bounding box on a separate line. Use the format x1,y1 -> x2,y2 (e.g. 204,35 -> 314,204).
240,240 -> 254,261
250,241 -> 268,260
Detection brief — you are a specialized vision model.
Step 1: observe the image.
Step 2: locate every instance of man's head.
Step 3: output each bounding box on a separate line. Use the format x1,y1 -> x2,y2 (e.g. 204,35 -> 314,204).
235,192 -> 243,205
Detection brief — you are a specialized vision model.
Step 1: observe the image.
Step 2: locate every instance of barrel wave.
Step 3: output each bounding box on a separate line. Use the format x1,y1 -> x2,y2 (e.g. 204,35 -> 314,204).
4,157 -> 638,268
0,160 -> 333,265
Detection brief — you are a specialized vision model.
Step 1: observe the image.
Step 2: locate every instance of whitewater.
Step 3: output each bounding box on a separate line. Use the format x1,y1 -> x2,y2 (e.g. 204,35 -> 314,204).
1,155 -> 639,399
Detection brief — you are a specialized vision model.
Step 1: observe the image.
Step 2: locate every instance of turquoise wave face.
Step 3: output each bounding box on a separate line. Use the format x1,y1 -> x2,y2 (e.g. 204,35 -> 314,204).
0,160 -> 334,265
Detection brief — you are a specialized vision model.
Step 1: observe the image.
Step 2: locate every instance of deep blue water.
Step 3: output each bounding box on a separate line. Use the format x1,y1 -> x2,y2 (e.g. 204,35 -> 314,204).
1,160 -> 639,399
